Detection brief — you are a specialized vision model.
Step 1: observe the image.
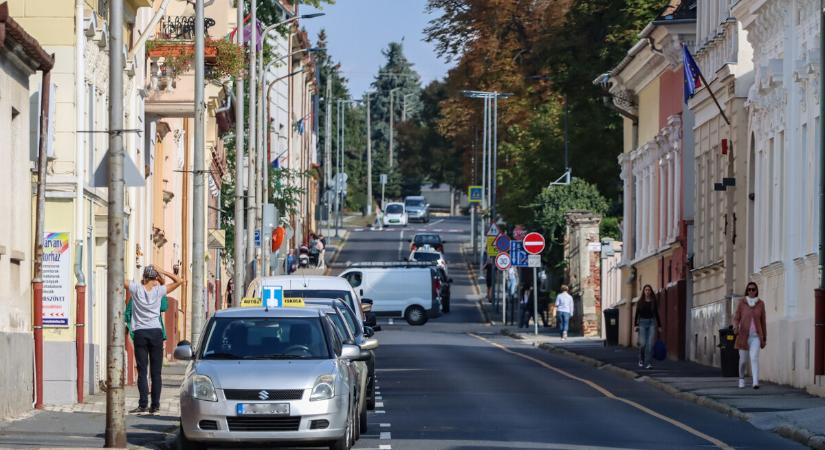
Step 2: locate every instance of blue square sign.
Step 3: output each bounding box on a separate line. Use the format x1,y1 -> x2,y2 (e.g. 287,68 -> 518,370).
510,241 -> 528,267
468,186 -> 483,203
261,285 -> 284,308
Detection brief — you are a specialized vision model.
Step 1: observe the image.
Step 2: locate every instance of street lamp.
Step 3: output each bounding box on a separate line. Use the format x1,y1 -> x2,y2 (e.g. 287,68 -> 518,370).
388,87 -> 401,168
334,98 -> 363,236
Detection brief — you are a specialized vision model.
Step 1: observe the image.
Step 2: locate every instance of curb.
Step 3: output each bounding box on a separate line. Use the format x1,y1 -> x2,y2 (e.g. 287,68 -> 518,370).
500,329 -> 825,449
323,229 -> 351,275
460,243 -> 491,325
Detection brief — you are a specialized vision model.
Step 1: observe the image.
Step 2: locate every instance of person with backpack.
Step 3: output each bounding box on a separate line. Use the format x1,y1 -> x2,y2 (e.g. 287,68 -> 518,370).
124,265 -> 183,415
634,284 -> 662,369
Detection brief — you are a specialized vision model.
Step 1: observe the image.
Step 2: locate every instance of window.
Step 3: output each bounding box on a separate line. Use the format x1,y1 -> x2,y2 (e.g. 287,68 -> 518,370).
200,317 -> 331,360
343,272 -> 362,288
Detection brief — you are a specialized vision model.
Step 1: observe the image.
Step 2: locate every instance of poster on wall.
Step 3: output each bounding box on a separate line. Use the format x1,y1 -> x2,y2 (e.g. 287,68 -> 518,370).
43,232 -> 71,327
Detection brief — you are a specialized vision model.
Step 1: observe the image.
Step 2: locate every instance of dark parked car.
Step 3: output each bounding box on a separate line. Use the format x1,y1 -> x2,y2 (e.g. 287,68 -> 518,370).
410,233 -> 444,253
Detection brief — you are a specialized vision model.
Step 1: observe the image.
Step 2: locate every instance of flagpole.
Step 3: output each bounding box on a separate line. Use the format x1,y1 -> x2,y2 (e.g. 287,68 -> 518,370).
684,44 -> 730,126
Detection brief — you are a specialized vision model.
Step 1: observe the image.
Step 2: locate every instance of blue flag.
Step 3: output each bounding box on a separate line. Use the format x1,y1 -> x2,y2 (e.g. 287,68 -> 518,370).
682,43 -> 703,103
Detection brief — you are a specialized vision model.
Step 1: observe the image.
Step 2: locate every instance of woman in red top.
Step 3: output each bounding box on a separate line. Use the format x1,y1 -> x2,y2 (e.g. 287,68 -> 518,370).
733,282 -> 767,389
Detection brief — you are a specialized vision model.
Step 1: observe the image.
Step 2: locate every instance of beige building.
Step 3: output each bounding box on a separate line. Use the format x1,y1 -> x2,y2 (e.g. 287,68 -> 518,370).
0,1 -> 53,419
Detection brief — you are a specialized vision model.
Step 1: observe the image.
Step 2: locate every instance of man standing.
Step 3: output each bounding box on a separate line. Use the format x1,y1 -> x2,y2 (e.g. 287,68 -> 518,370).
125,265 -> 183,415
555,285 -> 574,341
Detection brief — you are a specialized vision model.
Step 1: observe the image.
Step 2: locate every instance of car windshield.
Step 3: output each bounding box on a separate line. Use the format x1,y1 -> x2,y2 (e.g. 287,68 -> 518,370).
415,235 -> 441,245
405,199 -> 424,207
412,252 -> 442,262
386,204 -> 404,214
285,290 -> 356,315
200,317 -> 331,360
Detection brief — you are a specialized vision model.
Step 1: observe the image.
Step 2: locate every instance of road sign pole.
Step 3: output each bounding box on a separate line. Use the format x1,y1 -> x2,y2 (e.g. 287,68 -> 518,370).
470,205 -> 475,262
533,267 -> 539,335
501,273 -> 506,324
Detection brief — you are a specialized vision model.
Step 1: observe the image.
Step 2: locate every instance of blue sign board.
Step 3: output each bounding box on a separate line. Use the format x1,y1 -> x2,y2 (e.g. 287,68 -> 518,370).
510,241 -> 528,267
254,230 -> 261,248
468,186 -> 483,203
261,285 -> 284,308
494,233 -> 511,252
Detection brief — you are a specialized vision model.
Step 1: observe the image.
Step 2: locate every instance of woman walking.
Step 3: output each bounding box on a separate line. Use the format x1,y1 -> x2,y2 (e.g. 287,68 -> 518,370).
733,282 -> 767,389
634,285 -> 662,369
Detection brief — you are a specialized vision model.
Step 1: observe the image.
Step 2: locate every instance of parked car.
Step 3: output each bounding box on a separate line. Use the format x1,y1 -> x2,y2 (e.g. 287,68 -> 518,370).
382,202 -> 408,227
176,307 -> 369,450
404,196 -> 430,223
339,264 -> 442,325
303,298 -> 379,412
409,233 -> 445,253
409,246 -> 448,275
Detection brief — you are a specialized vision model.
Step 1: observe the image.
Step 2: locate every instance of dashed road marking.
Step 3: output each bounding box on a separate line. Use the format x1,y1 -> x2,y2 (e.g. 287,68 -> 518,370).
375,396 -> 382,400
469,333 -> 735,450
380,432 -> 391,440
379,445 -> 392,450
375,410 -> 386,414
388,318 -> 394,325
379,423 -> 391,428
375,402 -> 384,408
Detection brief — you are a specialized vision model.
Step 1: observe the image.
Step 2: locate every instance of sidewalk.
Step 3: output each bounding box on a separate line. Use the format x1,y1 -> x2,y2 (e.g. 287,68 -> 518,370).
0,361 -> 186,449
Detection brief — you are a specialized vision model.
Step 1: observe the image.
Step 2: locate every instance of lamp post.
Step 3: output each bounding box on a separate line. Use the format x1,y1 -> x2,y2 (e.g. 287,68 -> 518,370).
388,87 -> 401,168
365,92 -> 373,215
334,98 -> 362,236
232,0 -> 244,308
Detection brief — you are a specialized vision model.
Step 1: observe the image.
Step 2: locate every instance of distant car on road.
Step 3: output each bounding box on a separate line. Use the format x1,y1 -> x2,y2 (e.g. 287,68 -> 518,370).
404,196 -> 430,223
340,264 -> 442,325
409,233 -> 445,253
409,246 -> 447,275
382,202 -> 408,227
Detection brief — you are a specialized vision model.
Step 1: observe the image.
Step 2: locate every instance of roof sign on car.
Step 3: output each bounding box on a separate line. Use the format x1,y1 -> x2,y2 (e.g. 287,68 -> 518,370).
240,297 -> 263,308
283,297 -> 306,308
262,285 -> 284,309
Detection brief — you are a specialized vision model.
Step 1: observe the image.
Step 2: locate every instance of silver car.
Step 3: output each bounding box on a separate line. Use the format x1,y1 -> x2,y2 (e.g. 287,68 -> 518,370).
175,307 -> 368,450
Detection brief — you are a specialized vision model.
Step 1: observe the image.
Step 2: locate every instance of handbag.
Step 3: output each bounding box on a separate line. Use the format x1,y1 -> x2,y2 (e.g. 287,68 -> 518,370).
653,340 -> 667,361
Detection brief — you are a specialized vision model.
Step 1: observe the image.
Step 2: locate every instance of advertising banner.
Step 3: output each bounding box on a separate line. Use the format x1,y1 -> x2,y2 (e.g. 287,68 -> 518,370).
43,232 -> 71,327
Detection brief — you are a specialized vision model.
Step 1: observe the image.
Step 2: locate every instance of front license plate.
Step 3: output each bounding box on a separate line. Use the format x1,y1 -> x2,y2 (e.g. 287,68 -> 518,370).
390,219 -> 399,223
236,403 -> 290,416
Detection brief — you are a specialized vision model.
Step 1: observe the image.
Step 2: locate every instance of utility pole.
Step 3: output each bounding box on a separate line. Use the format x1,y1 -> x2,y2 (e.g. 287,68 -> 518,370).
325,78 -> 332,230
191,0 -> 206,346
334,100 -> 341,237
388,88 -> 399,168
245,0 -> 257,281
104,0 -> 126,446
491,93 -> 498,223
366,93 -> 372,215
232,0 -> 245,308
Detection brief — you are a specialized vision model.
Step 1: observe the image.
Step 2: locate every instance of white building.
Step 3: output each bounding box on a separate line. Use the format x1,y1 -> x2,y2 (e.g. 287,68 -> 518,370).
733,0 -> 821,388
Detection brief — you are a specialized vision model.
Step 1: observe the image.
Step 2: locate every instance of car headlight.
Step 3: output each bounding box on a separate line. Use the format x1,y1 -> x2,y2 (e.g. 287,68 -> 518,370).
190,374 -> 218,402
310,374 -> 335,401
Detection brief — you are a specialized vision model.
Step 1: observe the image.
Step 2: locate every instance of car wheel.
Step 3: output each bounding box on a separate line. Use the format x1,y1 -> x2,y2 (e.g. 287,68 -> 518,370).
359,403 -> 368,434
404,305 -> 428,326
330,404 -> 353,450
177,426 -> 206,450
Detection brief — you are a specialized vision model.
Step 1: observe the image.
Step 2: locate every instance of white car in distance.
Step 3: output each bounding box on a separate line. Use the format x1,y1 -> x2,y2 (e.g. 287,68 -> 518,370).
382,202 -> 407,227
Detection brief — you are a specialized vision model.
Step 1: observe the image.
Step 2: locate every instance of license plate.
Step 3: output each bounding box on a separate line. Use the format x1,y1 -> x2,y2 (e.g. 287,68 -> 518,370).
390,219 -> 399,223
236,403 -> 290,416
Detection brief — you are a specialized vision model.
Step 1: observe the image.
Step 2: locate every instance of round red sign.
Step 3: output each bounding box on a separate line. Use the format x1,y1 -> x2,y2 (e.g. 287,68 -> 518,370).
523,232 -> 545,255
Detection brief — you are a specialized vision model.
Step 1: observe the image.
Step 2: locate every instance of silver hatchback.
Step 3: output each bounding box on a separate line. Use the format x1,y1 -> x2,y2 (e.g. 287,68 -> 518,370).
175,307 -> 369,450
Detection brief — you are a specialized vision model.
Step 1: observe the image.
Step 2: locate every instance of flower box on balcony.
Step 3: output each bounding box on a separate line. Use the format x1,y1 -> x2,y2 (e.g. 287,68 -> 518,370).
147,41 -> 218,64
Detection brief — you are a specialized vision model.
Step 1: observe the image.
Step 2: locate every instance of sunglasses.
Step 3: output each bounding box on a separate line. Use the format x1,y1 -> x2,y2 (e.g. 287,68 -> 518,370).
747,287 -> 757,292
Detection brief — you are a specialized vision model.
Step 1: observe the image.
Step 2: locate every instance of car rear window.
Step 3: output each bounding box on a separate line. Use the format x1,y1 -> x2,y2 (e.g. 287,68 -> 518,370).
386,204 -> 403,214
200,317 -> 331,360
405,199 -> 424,207
412,252 -> 441,262
415,235 -> 441,245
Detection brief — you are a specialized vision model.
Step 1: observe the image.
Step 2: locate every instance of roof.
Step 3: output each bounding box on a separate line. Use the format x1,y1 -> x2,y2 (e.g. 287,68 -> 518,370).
214,307 -> 323,319
0,2 -> 53,72
260,275 -> 352,289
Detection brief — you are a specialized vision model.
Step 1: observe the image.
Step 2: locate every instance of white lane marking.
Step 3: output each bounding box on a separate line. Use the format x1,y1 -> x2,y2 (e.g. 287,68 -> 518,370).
375,410 -> 386,414
427,219 -> 445,226
397,229 -> 405,260
379,445 -> 392,450
388,318 -> 394,325
375,396 -> 383,400
376,402 -> 384,408
433,228 -> 443,232
380,432 -> 392,440
354,228 -> 364,232
379,423 -> 391,428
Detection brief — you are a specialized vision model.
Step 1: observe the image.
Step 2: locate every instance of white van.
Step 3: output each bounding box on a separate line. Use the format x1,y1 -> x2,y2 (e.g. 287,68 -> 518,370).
338,266 -> 441,325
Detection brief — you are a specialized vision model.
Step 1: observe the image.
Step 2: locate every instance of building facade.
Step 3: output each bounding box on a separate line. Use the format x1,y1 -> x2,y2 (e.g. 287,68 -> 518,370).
607,0 -> 696,359
733,0 -> 821,388
687,0 -> 753,367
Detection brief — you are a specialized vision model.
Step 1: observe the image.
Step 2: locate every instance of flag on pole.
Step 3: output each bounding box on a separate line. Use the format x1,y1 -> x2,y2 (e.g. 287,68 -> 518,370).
682,43 -> 703,102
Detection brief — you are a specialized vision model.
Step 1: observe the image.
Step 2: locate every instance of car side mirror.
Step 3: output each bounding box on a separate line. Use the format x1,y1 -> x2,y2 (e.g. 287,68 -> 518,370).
360,338 -> 379,351
363,326 -> 375,338
341,344 -> 370,361
174,341 -> 194,360
361,298 -> 374,305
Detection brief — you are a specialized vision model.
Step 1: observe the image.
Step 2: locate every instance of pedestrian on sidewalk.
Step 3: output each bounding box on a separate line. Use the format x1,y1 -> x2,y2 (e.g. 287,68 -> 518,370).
518,286 -> 533,328
483,259 -> 494,303
555,285 -> 574,340
733,282 -> 767,389
125,265 -> 183,415
634,284 -> 662,369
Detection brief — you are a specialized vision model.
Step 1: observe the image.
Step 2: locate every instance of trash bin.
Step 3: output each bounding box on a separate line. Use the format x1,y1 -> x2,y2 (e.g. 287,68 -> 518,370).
603,308 -> 619,346
718,327 -> 739,377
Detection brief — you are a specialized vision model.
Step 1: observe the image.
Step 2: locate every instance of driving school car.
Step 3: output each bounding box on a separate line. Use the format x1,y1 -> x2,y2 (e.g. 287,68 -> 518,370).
176,303 -> 369,450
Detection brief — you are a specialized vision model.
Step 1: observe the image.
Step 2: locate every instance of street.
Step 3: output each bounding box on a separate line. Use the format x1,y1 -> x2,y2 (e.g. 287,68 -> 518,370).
333,216 -> 803,450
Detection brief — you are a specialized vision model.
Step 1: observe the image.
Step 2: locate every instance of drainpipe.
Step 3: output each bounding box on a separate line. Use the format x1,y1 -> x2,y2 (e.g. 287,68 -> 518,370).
815,0 -> 825,380
74,0 -> 86,405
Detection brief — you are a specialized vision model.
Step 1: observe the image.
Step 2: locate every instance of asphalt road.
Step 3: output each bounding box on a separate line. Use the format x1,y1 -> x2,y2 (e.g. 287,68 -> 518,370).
340,216 -> 804,450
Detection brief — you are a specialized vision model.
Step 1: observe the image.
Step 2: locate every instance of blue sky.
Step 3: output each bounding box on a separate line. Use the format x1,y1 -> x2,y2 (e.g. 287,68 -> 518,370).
301,0 -> 449,97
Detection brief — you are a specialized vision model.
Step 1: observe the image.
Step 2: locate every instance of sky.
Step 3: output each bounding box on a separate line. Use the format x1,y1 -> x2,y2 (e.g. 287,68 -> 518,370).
301,0 -> 449,97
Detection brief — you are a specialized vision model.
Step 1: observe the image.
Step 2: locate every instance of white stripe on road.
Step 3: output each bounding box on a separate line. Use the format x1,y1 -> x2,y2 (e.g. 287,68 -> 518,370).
379,445 -> 392,450
380,432 -> 392,440
375,410 -> 386,414
388,318 -> 394,325
380,423 -> 391,428
427,219 -> 445,226
397,229 -> 405,260
375,396 -> 382,400
375,402 -> 384,408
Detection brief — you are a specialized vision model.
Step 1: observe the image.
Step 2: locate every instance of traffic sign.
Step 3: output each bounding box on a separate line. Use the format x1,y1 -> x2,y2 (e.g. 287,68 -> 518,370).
254,229 -> 261,248
485,236 -> 497,257
523,232 -> 546,255
510,241 -> 528,267
380,173 -> 387,185
528,254 -> 541,268
495,252 -> 512,270
468,186 -> 483,203
261,284 -> 284,308
486,223 -> 500,236
494,233 -> 511,252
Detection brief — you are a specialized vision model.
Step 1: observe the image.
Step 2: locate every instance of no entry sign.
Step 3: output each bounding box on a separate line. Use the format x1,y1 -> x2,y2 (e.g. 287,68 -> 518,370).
523,232 -> 545,255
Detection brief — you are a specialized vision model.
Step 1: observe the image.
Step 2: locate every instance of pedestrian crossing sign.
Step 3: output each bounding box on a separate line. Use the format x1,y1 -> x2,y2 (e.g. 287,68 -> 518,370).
486,223 -> 500,236
468,186 -> 483,203
261,285 -> 284,308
